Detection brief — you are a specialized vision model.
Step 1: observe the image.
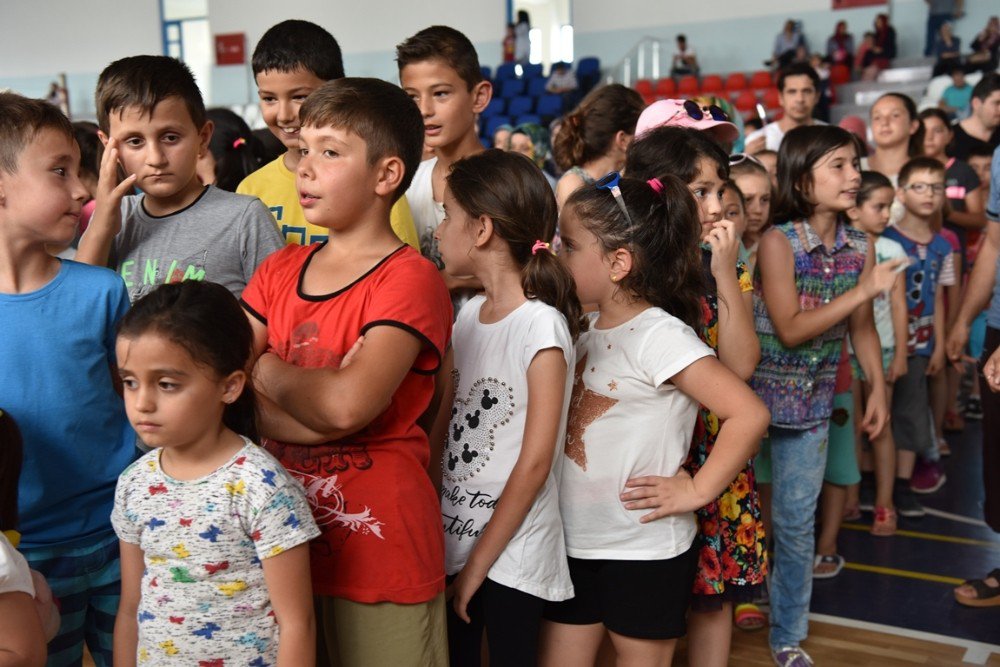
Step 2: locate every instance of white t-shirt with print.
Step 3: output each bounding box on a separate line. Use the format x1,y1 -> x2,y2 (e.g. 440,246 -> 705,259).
111,440 -> 320,666
442,295 -> 574,601
0,533 -> 33,597
558,307 -> 714,561
407,157 -> 446,269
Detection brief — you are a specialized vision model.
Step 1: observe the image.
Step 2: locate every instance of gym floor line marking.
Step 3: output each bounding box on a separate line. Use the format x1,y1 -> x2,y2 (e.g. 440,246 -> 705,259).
924,507 -> 990,527
808,613 -> 1000,665
842,561 -> 966,585
840,522 -> 1000,549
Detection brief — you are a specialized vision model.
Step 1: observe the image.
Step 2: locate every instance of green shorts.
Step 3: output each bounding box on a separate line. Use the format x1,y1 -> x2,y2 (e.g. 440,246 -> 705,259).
755,390 -> 860,486
849,347 -> 895,383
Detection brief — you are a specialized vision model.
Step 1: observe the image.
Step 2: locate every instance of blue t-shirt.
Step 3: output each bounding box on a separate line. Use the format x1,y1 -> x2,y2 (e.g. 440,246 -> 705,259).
988,147 -> 1000,329
941,84 -> 972,113
0,260 -> 136,548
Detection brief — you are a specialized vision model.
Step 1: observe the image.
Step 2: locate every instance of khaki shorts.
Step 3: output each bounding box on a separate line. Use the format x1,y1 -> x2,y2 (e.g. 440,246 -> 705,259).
316,593 -> 447,667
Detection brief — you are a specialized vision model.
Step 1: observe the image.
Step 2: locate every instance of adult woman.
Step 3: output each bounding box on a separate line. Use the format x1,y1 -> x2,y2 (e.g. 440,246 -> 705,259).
827,20 -> 856,69
932,22 -> 963,77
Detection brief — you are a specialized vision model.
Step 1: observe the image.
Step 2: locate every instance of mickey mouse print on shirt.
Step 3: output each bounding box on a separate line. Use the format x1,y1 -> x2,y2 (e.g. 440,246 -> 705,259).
443,375 -> 515,483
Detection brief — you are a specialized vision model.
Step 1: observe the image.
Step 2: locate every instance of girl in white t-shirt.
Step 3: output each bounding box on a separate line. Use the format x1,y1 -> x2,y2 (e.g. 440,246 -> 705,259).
540,174 -> 769,667
433,149 -> 584,666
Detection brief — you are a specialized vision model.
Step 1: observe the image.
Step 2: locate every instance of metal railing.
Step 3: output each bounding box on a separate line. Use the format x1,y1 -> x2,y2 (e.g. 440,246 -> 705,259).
605,36 -> 673,87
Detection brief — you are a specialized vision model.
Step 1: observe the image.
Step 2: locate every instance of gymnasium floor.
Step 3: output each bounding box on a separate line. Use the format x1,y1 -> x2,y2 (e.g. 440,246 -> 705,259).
727,419 -> 1000,666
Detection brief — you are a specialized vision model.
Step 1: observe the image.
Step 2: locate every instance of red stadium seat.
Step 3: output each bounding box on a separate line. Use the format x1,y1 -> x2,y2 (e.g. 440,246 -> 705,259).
762,87 -> 781,109
678,75 -> 699,96
655,78 -> 677,97
830,64 -> 851,86
724,72 -> 748,92
700,74 -> 723,94
734,90 -> 758,114
750,70 -> 773,90
635,79 -> 654,96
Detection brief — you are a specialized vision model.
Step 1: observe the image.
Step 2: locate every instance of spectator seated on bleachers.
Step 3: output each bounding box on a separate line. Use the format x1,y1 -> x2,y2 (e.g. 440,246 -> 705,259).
826,20 -> 856,70
931,21 -> 963,77
671,34 -> 700,77
940,67 -> 974,119
968,15 -> 1000,72
546,62 -> 578,94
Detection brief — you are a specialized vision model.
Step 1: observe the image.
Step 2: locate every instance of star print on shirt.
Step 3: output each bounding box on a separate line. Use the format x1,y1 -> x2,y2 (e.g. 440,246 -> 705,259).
565,353 -> 618,471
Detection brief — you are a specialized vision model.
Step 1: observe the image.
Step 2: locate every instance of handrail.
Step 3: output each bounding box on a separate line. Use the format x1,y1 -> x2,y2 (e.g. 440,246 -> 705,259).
605,36 -> 673,87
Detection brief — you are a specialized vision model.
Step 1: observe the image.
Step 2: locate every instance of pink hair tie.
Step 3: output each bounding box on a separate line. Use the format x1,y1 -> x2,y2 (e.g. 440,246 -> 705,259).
232,137 -> 246,149
647,177 -> 664,194
531,240 -> 552,255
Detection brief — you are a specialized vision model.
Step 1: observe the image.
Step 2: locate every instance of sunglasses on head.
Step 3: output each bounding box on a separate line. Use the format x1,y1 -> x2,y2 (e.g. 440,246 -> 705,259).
682,99 -> 729,122
594,172 -> 635,230
729,152 -> 765,167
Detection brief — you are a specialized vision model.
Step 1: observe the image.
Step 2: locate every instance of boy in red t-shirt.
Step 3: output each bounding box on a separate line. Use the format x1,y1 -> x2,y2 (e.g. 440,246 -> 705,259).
241,78 -> 452,667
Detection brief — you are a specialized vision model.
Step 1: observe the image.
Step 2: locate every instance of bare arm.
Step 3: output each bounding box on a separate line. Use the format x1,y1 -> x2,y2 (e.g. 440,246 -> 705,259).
946,188 -> 986,231
255,325 -> 424,436
888,273 -> 910,382
425,347 -> 455,491
261,544 -> 314,667
952,221 -> 999,334
757,229 -> 901,348
621,356 -> 770,520
555,172 -> 585,209
945,251 -> 962,331
849,279 -> 890,439
113,541 -> 144,667
0,591 -> 45,667
451,349 -> 568,621
928,284 -> 948,376
711,221 -> 760,379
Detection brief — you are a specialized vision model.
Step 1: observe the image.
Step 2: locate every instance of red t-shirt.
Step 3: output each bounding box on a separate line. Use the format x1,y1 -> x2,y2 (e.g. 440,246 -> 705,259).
241,243 -> 453,603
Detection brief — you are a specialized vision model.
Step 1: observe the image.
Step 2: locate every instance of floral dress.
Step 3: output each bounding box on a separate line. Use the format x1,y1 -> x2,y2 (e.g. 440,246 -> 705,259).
684,249 -> 767,600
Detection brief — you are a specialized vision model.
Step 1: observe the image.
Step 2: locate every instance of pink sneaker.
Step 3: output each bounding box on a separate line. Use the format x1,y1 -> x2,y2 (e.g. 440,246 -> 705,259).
910,459 -> 946,494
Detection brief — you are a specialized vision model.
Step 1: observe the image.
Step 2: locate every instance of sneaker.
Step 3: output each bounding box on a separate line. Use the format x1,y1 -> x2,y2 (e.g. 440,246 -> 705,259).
858,475 -> 876,512
911,459 -> 946,494
895,485 -> 926,517
966,397 -> 983,420
772,645 -> 814,667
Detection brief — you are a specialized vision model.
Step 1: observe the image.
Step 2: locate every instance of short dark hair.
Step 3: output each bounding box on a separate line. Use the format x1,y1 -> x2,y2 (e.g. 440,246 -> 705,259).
396,25 -> 483,91
96,55 -> 205,134
300,78 -> 423,202
777,63 -> 820,92
898,156 -> 945,187
774,125 -> 860,221
677,34 -> 687,42
73,121 -> 101,183
972,72 -> 1000,102
0,92 -> 74,174
857,170 -> 894,206
251,20 -> 344,81
625,126 -> 729,185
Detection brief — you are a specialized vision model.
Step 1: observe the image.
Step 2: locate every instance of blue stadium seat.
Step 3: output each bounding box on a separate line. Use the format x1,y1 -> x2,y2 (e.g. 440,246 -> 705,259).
481,98 -> 506,119
500,78 -> 526,98
495,62 -> 518,80
536,94 -> 564,121
483,115 -> 512,140
515,114 -> 542,126
481,65 -> 492,81
523,63 -> 543,79
527,77 -> 548,97
507,95 -> 535,118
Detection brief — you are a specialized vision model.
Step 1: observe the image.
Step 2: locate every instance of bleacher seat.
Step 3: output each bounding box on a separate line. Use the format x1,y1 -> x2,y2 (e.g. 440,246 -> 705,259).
734,90 -> 758,114
536,94 -> 564,121
528,77 -> 549,97
750,70 -> 773,90
830,64 -> 851,86
500,78 -> 526,98
700,75 -> 723,94
523,63 -> 543,79
481,98 -> 506,119
481,66 -> 492,81
655,78 -> 677,98
635,79 -> 654,97
495,62 -> 518,81
507,95 -> 535,118
678,75 -> 699,96
762,87 -> 780,109
725,73 -> 748,92
576,57 -> 601,93
516,113 -> 542,126
484,115 -> 512,139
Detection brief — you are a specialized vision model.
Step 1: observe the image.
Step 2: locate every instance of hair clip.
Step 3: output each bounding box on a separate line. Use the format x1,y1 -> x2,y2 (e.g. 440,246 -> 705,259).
531,240 -> 552,255
647,178 -> 664,194
232,137 -> 246,149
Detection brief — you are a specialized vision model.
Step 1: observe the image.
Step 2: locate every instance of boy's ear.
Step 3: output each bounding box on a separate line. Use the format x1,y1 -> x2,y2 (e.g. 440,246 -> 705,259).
471,80 -> 493,114
373,156 -> 405,198
97,130 -> 109,147
198,120 -> 215,157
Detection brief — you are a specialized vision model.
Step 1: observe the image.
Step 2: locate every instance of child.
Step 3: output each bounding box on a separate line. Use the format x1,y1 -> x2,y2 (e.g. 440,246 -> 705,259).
864,93 -> 923,186
626,125 -> 764,664
0,91 -> 136,666
237,20 -> 419,249
78,55 -> 284,302
396,25 -> 492,292
552,84 -> 645,207
539,174 -> 769,666
939,67 -> 974,118
200,107 -> 266,192
0,409 -> 59,664
882,157 -> 956,516
434,150 -> 581,666
753,125 -> 900,665
722,180 -> 748,240
112,281 -> 319,666
847,172 -> 910,536
731,155 -> 774,273
756,149 -> 779,187
240,78 -> 453,667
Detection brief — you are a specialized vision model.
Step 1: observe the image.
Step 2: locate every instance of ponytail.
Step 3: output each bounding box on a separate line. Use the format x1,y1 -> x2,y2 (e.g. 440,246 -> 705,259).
447,149 -> 586,340
552,84 -> 645,171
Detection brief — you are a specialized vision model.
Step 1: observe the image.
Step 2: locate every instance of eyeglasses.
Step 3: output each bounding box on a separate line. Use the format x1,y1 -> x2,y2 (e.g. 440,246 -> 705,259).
904,183 -> 945,195
595,171 -> 635,230
729,152 -> 765,167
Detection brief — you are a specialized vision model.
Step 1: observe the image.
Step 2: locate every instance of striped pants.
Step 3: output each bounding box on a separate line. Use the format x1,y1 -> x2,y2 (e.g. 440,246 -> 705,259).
21,533 -> 120,667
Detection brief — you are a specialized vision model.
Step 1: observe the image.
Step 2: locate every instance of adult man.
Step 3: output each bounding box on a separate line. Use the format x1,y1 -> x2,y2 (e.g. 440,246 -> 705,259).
949,73 -> 1000,161
745,63 -> 825,153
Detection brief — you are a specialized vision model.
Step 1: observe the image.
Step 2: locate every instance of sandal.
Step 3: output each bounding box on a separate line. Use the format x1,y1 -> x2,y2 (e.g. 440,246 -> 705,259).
870,506 -> 897,536
813,554 -> 844,579
842,504 -> 862,521
734,602 -> 766,631
937,437 -> 952,457
954,568 -> 1000,607
942,410 -> 964,433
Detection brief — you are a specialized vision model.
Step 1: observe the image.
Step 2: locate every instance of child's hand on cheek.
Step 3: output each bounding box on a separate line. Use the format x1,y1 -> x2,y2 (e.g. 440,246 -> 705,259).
95,137 -> 137,213
620,471 -> 705,522
706,219 -> 739,280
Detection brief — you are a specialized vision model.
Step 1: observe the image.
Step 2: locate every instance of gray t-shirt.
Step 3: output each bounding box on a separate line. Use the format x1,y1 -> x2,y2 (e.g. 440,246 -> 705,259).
114,186 -> 284,302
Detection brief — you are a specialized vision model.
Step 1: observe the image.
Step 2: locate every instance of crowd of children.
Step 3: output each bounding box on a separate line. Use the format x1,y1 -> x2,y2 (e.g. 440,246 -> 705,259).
1,16 -> 999,667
